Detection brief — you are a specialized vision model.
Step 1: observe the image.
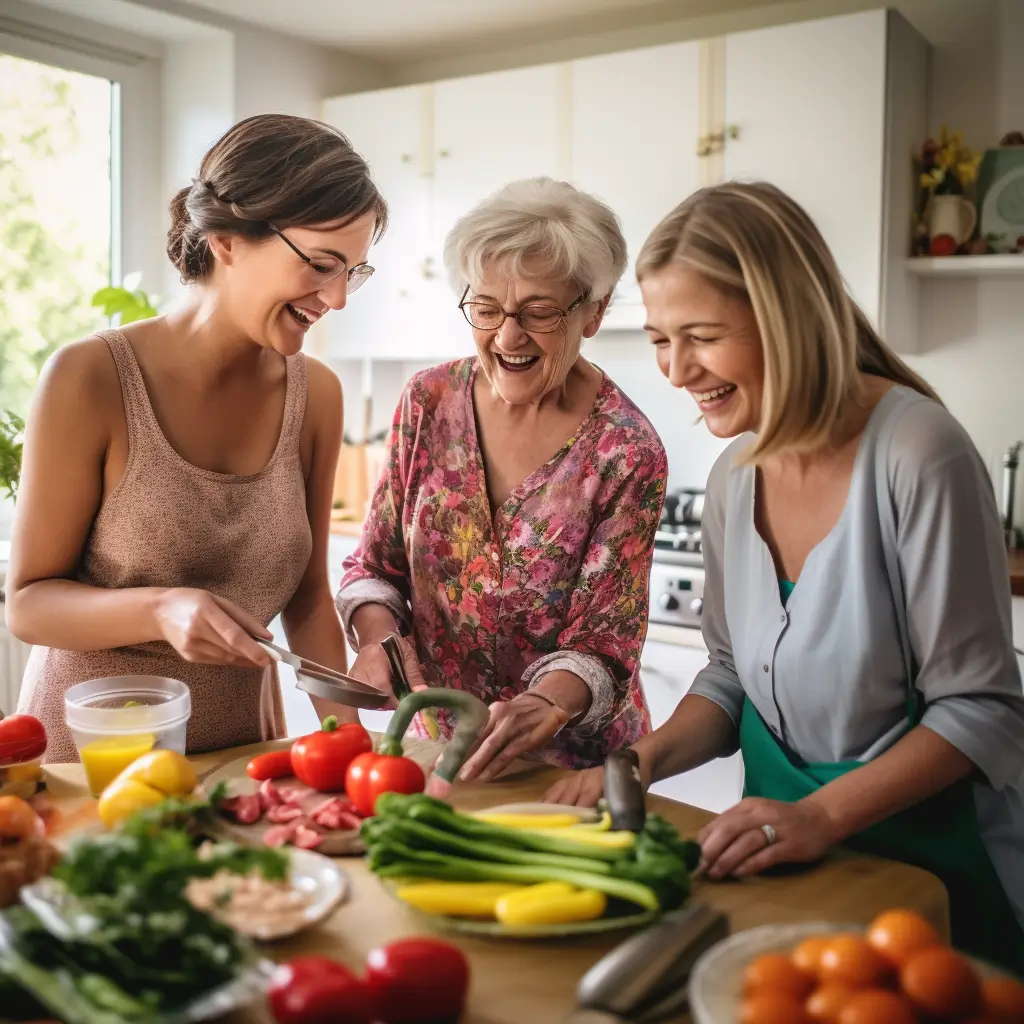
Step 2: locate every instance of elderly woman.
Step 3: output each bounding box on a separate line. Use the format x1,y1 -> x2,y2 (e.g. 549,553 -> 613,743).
547,181 -> 1024,971
335,178 -> 667,781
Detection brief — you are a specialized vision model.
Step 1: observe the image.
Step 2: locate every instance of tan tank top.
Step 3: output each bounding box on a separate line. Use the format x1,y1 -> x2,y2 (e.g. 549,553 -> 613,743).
19,330 -> 313,763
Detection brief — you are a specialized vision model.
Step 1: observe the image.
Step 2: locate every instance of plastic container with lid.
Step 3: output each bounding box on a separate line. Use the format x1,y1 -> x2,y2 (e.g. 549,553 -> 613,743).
65,676 -> 191,796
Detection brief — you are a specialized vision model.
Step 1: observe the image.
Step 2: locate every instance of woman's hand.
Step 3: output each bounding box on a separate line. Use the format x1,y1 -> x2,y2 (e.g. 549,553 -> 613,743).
696,796 -> 837,880
154,588 -> 273,668
349,634 -> 427,709
542,749 -> 653,807
458,693 -> 570,783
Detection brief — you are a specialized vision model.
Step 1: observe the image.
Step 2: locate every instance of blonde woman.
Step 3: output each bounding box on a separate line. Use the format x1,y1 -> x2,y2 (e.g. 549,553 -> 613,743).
546,181 -> 1024,969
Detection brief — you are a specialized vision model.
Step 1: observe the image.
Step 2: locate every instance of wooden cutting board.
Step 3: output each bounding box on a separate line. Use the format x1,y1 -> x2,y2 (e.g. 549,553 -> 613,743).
202,736 -> 446,856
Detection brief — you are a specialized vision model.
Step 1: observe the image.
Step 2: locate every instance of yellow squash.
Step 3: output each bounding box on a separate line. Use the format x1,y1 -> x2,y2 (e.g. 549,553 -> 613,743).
495,882 -> 607,927
473,812 -> 583,829
396,881 -> 524,918
96,749 -> 197,829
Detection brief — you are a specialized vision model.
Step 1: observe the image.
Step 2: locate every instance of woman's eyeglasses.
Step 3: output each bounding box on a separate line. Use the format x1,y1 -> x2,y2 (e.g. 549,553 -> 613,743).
269,224 -> 374,293
458,285 -> 586,334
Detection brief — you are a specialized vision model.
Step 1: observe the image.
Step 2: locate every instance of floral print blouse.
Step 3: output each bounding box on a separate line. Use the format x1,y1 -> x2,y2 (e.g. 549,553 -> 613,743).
336,358 -> 667,769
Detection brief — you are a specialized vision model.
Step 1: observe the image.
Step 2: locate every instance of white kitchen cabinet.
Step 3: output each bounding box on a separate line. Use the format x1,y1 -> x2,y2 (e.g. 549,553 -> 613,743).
322,87 -> 432,361
640,636 -> 744,813
721,9 -> 927,351
569,42 -> 702,330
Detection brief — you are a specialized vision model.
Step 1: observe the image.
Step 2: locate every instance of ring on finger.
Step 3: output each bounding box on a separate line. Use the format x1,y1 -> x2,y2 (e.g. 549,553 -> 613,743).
760,823 -> 778,847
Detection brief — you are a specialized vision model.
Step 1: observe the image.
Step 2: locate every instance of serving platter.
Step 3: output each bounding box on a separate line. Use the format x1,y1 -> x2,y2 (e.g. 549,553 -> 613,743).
687,920 -> 1011,1024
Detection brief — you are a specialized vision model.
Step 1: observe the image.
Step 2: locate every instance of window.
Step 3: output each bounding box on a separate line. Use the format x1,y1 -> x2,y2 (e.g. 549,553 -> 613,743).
0,53 -> 113,418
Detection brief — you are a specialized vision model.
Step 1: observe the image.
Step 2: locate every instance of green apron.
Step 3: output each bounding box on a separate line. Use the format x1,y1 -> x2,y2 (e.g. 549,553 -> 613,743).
740,580 -> 1024,975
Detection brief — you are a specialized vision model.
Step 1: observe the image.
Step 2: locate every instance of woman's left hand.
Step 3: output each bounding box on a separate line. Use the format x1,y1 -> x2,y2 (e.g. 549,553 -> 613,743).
696,797 -> 837,880
457,694 -> 570,784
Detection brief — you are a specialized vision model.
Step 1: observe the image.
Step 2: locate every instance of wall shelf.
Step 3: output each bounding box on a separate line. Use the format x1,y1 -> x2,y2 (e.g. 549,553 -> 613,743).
906,255 -> 1024,277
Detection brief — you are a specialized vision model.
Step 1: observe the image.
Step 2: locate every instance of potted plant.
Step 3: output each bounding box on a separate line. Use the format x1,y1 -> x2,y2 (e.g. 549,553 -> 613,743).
913,127 -> 984,256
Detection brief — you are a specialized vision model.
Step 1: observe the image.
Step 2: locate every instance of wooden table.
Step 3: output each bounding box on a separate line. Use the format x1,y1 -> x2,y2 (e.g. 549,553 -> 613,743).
44,742 -> 950,1024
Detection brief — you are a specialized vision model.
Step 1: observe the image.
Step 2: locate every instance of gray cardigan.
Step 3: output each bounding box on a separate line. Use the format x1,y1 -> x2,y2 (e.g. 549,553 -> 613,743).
690,385 -> 1024,927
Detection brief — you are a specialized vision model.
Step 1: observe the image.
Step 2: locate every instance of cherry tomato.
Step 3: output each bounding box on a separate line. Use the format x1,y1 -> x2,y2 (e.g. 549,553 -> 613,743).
818,935 -> 891,990
743,954 -> 815,1000
364,938 -> 470,1024
268,956 -> 374,1024
247,749 -> 295,781
0,714 -> 46,766
0,795 -> 45,841
865,909 -> 941,968
836,989 -> 918,1024
346,752 -> 426,817
291,717 -> 372,792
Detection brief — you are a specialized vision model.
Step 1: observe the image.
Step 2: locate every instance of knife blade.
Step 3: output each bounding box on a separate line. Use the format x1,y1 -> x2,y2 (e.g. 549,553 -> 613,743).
604,748 -> 646,832
574,904 -> 729,1020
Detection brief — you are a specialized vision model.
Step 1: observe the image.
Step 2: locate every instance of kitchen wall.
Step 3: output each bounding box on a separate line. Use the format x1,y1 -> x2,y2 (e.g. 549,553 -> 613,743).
349,0 -> 1024,499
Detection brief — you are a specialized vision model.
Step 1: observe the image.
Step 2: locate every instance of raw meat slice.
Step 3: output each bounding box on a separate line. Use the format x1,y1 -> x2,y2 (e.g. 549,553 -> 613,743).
293,824 -> 325,850
258,779 -> 285,810
266,804 -> 304,824
263,822 -> 299,847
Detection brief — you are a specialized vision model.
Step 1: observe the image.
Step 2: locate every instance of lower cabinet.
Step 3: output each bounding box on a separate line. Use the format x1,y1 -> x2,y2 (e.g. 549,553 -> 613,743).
640,636 -> 744,814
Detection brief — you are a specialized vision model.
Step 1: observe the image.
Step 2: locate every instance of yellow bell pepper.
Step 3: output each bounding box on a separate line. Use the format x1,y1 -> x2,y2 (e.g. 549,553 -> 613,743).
96,749 -> 197,829
97,777 -> 167,828
116,749 -> 197,796
396,881 -> 524,918
473,812 -> 583,829
495,882 -> 607,927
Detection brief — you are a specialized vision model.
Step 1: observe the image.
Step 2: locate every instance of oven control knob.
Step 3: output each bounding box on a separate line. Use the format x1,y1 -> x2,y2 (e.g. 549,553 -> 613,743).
658,593 -> 680,612
690,598 -> 704,616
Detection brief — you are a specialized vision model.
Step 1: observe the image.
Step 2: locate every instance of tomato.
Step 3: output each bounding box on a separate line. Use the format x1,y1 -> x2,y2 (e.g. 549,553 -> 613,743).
982,974 -> 1024,1017
865,909 -> 941,968
247,749 -> 295,781
346,752 -> 426,817
743,954 -> 815,1000
818,935 -> 891,990
268,956 -> 374,1024
0,714 -> 46,766
0,795 -> 45,840
792,936 -> 832,979
805,984 -> 855,1024
291,718 -> 372,793
900,946 -> 982,1018
364,938 -> 470,1024
836,989 -> 917,1024
739,991 -> 813,1024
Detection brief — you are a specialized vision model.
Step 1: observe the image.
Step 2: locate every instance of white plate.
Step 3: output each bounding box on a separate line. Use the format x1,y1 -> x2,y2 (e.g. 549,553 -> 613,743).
687,920 -> 1009,1024
219,847 -> 350,943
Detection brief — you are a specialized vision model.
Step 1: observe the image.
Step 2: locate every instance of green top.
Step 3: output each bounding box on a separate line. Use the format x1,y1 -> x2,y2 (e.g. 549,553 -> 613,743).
779,579 -> 796,605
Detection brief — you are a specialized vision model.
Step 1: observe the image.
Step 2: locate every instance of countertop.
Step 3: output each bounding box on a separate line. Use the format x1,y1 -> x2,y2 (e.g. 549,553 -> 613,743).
1010,549 -> 1024,597
44,741 -> 950,1024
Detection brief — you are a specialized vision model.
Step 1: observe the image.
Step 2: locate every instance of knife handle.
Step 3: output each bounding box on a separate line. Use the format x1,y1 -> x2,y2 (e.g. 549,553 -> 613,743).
604,748 -> 646,832
380,634 -> 413,700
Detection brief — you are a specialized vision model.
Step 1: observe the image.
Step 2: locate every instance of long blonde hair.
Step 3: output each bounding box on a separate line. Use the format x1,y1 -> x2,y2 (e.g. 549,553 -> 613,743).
636,181 -> 939,461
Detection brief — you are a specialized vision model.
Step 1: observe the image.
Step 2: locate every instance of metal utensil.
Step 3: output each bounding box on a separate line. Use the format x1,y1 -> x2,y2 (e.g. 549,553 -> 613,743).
379,634 -> 413,701
604,748 -> 646,832
572,904 -> 730,1022
256,638 -> 390,710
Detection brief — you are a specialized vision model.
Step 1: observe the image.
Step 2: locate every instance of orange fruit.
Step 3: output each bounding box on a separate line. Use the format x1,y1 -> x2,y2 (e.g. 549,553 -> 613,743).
740,990 -> 814,1024
806,984 -> 855,1024
819,935 -> 892,990
900,946 -> 982,1017
837,989 -> 919,1024
866,909 -> 942,968
982,974 -> 1024,1018
793,936 -> 833,978
743,953 -> 816,1000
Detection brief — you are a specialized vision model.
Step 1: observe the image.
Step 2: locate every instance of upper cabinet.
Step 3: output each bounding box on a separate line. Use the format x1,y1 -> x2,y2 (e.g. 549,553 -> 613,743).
722,9 -> 927,349
321,8 -> 927,362
322,66 -> 564,363
569,42 -> 702,330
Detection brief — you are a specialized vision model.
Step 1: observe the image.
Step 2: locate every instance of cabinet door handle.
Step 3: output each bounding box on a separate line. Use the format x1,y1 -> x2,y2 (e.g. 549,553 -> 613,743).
697,125 -> 740,157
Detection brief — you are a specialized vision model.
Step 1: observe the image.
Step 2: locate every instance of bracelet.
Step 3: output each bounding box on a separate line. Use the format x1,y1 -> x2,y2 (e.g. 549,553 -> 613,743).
523,689 -> 583,725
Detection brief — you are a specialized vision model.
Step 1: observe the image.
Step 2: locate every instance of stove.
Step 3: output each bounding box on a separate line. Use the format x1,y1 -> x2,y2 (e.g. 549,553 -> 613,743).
649,488 -> 705,629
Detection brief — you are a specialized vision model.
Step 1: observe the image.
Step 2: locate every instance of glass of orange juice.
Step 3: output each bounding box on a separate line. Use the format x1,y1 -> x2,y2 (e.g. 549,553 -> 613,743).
79,734 -> 157,796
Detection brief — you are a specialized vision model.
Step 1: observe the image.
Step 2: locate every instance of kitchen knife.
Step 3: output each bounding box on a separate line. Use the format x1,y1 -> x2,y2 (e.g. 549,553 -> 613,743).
604,748 -> 646,832
573,904 -> 730,1021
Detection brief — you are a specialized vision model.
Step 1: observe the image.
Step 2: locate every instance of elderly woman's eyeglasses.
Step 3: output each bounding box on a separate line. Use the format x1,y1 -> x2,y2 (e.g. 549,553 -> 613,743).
458,285 -> 587,334
269,224 -> 375,293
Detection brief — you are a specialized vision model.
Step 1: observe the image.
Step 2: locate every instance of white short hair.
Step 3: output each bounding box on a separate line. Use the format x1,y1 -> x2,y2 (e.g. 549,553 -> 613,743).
443,177 -> 628,300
